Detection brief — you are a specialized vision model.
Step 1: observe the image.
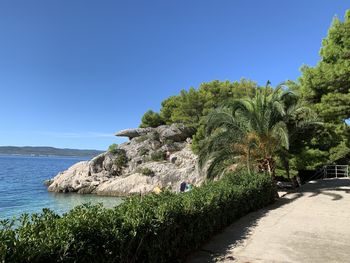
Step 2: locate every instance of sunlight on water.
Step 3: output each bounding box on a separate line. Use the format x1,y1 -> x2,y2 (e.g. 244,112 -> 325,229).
0,155 -> 123,220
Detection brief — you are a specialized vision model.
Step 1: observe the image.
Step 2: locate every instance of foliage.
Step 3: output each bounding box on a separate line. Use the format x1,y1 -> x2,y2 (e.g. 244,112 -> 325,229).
329,140 -> 350,163
115,154 -> 128,168
138,147 -> 149,156
164,139 -> 174,145
300,10 -> 350,123
289,147 -> 329,170
139,80 -> 259,151
166,87 -> 207,127
191,121 -> 206,154
138,167 -> 155,176
297,10 -> 350,168
0,172 -> 276,263
199,85 -> 318,179
135,10 -> 350,174
140,110 -> 165,128
150,151 -> 165,161
135,135 -> 148,143
149,131 -> 160,141
108,143 -> 118,154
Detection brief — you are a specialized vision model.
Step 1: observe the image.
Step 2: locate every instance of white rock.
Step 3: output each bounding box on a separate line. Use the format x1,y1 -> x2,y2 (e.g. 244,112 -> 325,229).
47,125 -> 205,196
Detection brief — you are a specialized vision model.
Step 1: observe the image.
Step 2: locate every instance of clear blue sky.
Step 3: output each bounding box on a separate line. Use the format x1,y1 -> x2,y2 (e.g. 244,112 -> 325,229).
0,1 -> 348,150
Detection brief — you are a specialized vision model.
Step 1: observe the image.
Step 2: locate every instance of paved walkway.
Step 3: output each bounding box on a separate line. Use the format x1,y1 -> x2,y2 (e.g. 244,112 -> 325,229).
188,178 -> 350,263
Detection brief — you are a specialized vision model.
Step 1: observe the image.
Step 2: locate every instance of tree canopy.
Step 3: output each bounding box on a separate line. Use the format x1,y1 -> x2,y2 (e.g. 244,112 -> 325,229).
300,10 -> 350,123
140,79 -> 258,128
297,10 -> 350,169
140,79 -> 259,151
138,10 -> 350,177
139,110 -> 165,128
198,86 -> 317,179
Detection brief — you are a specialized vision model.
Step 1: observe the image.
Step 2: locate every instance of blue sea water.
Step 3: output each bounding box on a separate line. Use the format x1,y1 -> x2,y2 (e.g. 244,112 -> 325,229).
0,155 -> 122,220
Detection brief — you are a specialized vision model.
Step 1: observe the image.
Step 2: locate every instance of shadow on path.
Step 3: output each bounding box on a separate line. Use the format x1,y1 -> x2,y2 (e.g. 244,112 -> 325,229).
187,178 -> 350,263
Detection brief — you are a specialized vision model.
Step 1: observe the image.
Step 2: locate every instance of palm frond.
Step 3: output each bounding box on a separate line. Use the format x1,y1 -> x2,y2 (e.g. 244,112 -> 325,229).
199,83 -> 318,179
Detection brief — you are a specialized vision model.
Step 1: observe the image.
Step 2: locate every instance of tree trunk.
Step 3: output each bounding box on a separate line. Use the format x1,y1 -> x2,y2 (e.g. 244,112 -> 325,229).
267,158 -> 276,182
257,157 -> 278,198
281,153 -> 290,179
257,157 -> 276,179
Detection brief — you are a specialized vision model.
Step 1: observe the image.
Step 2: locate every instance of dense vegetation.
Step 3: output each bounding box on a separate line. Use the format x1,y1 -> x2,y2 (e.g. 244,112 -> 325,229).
0,172 -> 275,263
140,79 -> 258,153
199,86 -> 318,179
140,10 -> 350,175
296,10 -> 350,169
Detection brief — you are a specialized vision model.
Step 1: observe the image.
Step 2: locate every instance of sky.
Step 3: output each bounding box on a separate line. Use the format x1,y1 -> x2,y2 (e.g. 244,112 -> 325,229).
0,0 -> 349,150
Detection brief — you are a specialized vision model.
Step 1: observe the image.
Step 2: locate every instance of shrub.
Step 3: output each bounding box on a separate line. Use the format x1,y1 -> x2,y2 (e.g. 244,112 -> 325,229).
164,139 -> 174,145
108,143 -> 118,153
137,167 -> 155,176
138,147 -> 149,156
0,171 -> 276,263
140,110 -> 165,128
135,135 -> 148,143
115,154 -> 128,168
149,131 -> 160,141
150,151 -> 165,161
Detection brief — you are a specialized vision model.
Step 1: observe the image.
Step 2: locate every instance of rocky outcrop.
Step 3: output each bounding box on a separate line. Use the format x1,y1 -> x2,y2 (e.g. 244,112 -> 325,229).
115,123 -> 195,142
115,127 -> 153,139
48,124 -> 204,196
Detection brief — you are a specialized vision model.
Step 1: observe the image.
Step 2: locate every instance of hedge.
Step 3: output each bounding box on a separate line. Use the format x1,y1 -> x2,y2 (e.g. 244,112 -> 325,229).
0,171 -> 276,263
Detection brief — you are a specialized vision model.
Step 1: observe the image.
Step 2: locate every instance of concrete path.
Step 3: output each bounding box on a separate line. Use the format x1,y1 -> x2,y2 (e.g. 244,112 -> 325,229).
188,178 -> 350,263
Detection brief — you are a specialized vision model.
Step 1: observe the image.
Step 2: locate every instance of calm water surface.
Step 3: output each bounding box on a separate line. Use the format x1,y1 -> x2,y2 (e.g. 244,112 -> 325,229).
0,155 -> 122,220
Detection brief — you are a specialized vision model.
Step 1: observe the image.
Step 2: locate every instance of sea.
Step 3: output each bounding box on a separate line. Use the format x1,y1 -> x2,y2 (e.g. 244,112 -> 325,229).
0,155 -> 123,220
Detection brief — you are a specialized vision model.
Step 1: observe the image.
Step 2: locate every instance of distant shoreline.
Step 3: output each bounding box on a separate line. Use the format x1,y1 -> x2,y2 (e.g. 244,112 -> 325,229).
0,146 -> 103,158
0,153 -> 93,158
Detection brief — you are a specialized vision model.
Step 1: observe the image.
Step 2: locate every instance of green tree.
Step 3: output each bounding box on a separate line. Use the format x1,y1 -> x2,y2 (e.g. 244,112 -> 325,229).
199,85 -> 316,179
140,110 -> 165,128
276,90 -> 321,176
138,80 -> 260,154
160,96 -> 180,124
140,79 -> 258,132
169,87 -> 207,128
198,79 -> 257,112
299,10 -> 350,166
300,11 -> 350,122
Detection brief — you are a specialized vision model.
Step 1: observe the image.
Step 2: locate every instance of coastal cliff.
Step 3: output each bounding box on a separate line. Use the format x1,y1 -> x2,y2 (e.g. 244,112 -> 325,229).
46,124 -> 205,196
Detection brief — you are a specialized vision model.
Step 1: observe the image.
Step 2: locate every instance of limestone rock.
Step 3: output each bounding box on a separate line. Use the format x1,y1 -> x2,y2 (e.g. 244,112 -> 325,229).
157,123 -> 195,142
43,179 -> 53,186
115,127 -> 153,139
115,124 -> 195,142
48,161 -> 93,193
47,124 -> 204,196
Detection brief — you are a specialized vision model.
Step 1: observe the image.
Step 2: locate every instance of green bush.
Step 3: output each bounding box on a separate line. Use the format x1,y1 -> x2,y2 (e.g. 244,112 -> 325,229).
164,139 -> 174,145
137,167 -> 155,176
108,143 -> 118,153
150,151 -> 165,161
135,135 -> 148,143
0,171 -> 276,263
115,154 -> 128,168
138,147 -> 149,156
149,131 -> 160,141
140,110 -> 165,128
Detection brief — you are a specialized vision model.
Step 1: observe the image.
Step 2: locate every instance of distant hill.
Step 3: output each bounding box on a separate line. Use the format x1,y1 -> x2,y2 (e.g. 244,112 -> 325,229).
0,146 -> 104,157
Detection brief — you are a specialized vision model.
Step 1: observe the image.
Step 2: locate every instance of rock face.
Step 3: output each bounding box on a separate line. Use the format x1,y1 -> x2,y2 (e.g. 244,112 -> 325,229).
48,124 -> 204,196
115,124 -> 195,142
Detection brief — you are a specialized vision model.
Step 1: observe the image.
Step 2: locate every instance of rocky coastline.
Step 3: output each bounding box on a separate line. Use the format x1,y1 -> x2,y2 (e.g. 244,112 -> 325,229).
46,124 -> 205,196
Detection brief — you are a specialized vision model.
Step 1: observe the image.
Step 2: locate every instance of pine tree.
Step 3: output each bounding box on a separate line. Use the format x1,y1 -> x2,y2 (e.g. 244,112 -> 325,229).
300,10 -> 350,163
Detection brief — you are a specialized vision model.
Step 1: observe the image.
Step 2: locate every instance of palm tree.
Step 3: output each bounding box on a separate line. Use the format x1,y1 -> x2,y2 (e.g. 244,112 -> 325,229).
199,85 -> 318,179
